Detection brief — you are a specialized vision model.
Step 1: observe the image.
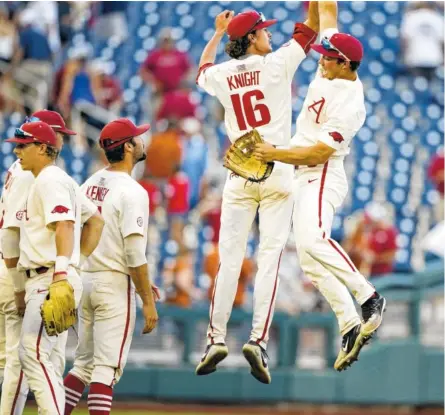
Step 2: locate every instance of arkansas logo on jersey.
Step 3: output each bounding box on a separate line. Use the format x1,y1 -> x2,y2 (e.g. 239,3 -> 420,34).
329,131 -> 344,143
51,205 -> 70,214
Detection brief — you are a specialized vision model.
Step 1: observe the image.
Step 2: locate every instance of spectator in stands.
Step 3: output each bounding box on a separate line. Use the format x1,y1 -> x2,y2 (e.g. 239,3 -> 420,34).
162,249 -> 195,308
20,1 -> 61,54
138,174 -> 162,217
145,120 -> 182,178
91,2 -> 128,44
58,2 -> 75,47
56,44 -> 103,118
400,2 -> 444,80
165,170 -> 190,253
343,203 -> 398,279
139,28 -> 192,116
156,85 -> 198,122
90,60 -> 123,113
180,117 -> 209,210
11,9 -> 53,91
0,3 -> 20,115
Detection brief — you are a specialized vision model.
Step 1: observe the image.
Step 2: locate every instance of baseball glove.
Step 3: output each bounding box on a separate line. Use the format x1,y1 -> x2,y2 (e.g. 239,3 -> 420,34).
223,129 -> 274,182
41,279 -> 76,336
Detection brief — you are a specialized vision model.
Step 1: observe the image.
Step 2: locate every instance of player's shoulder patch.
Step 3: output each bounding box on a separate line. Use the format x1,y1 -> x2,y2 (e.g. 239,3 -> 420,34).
329,131 -> 344,143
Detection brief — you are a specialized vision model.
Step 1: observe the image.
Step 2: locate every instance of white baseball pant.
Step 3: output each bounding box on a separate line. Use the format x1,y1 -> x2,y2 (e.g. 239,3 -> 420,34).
18,268 -> 82,415
292,160 -> 375,335
207,162 -> 294,350
69,271 -> 136,387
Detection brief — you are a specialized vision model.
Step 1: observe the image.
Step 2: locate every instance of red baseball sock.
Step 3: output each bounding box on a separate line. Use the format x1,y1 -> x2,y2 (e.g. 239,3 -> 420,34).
88,382 -> 113,414
64,373 -> 86,415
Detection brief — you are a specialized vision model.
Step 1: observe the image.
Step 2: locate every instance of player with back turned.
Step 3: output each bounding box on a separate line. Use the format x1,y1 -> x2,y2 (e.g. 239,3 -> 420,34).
63,118 -> 159,415
195,5 -> 319,384
254,1 -> 386,371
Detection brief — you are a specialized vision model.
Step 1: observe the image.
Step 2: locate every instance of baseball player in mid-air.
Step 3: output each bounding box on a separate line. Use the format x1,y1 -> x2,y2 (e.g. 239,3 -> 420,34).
3,121 -> 104,414
0,110 -> 80,415
195,4 -> 319,384
254,1 -> 386,371
63,118 -> 159,415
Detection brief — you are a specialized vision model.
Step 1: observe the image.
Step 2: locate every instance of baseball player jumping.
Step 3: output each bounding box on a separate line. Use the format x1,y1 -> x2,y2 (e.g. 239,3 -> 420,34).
0,110 -> 82,415
3,121 -> 104,414
254,1 -> 386,371
63,118 -> 159,415
195,5 -> 319,384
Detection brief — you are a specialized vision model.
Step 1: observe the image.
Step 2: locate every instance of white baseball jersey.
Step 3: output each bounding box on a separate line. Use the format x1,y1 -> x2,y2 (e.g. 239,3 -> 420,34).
291,69 -> 366,158
0,161 -> 35,284
197,39 -> 306,146
17,165 -> 97,271
81,169 -> 149,275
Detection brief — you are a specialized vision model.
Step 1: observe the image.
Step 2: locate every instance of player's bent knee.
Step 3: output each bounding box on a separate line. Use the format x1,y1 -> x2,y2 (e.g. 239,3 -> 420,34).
70,366 -> 93,386
91,365 -> 121,387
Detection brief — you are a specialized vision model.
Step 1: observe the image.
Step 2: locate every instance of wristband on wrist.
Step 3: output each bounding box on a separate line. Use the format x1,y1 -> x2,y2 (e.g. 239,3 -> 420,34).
55,256 -> 70,273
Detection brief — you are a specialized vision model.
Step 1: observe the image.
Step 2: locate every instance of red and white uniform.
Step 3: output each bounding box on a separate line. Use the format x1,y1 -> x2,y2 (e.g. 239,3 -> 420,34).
0,161 -> 33,415
291,47 -> 375,336
16,165 -> 96,415
196,26 -> 316,349
68,169 -> 148,396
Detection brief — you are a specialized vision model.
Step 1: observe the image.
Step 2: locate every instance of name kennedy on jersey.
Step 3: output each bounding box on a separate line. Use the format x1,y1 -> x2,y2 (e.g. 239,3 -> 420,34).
85,185 -> 109,202
227,71 -> 261,91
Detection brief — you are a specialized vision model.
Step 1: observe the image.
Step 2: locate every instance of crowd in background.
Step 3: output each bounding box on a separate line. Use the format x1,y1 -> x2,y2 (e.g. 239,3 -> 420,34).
0,1 -> 443,318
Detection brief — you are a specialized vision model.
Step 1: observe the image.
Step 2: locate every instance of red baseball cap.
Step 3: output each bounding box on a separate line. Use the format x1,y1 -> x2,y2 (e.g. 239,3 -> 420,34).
5,121 -> 59,149
99,118 -> 150,150
311,33 -> 364,62
227,11 -> 277,41
31,110 -> 77,135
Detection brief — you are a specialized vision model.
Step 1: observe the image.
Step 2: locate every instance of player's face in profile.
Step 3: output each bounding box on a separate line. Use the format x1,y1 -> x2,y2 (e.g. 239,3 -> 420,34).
319,55 -> 344,80
13,143 -> 39,171
254,28 -> 273,54
132,136 -> 147,163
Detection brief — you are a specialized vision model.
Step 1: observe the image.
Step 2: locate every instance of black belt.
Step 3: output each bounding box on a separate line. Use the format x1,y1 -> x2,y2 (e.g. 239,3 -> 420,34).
26,266 -> 49,278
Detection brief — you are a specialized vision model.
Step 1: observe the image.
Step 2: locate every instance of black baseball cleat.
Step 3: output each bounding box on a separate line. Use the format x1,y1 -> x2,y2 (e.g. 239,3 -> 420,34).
334,324 -> 371,372
361,292 -> 387,337
242,341 -> 271,384
195,343 -> 228,376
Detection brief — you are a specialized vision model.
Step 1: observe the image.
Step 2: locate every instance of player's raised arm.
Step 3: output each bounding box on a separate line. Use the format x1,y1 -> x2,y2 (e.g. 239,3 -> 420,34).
319,1 -> 338,34
304,1 -> 320,33
199,10 -> 234,68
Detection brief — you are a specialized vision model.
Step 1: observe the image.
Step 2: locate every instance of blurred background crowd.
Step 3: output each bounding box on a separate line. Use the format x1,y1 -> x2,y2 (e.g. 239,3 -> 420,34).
0,1 -> 443,370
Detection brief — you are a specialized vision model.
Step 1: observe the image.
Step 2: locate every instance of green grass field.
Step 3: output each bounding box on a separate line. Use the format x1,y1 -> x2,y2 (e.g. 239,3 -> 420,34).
23,411 -> 223,415
23,409 -> 248,415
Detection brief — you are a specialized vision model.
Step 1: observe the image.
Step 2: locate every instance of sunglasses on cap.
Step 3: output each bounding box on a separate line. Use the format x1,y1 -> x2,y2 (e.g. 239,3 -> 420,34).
247,12 -> 266,34
321,37 -> 350,62
14,127 -> 34,139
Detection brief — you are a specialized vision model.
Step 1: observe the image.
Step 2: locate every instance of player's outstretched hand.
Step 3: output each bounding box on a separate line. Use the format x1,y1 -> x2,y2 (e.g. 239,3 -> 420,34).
14,290 -> 26,317
142,301 -> 159,334
254,143 -> 276,162
215,10 -> 234,34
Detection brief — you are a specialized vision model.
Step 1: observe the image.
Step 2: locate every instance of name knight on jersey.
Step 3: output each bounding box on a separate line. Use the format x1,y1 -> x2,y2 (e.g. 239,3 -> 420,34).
227,71 -> 261,91
85,185 -> 109,202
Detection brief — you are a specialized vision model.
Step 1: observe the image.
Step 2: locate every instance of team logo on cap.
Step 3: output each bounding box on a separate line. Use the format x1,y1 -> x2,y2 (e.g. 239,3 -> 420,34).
329,131 -> 344,143
51,205 -> 70,214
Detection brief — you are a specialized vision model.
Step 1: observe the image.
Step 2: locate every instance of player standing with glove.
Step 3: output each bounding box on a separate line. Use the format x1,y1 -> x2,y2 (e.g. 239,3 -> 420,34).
4,121 -> 103,414
195,5 -> 319,384
63,118 -> 159,415
254,1 -> 386,371
0,110 -> 81,415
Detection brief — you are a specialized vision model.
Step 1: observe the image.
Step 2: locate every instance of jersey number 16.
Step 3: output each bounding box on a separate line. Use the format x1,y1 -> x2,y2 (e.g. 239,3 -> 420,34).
230,90 -> 271,131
